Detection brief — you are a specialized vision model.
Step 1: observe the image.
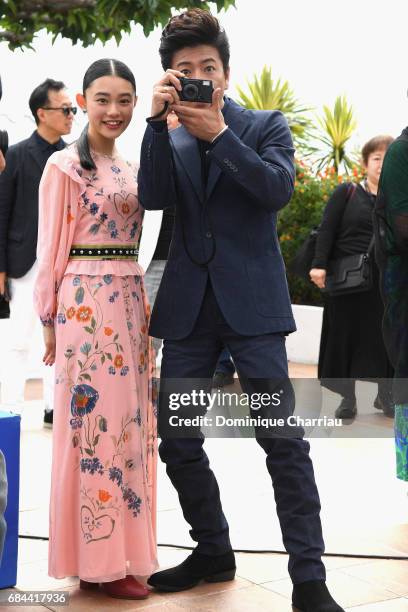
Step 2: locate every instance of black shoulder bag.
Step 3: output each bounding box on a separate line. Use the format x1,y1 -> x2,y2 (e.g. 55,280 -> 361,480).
322,234 -> 375,296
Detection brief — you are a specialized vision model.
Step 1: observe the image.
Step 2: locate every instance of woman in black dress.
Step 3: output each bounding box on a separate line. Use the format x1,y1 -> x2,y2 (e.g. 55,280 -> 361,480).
309,136 -> 394,419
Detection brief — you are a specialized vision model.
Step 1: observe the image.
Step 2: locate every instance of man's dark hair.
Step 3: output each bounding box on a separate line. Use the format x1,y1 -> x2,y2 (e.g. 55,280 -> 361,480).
159,9 -> 230,73
28,78 -> 66,125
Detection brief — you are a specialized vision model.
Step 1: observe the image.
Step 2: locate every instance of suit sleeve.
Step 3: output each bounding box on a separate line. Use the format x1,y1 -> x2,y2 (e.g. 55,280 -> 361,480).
208,110 -> 295,212
137,123 -> 178,210
0,146 -> 18,273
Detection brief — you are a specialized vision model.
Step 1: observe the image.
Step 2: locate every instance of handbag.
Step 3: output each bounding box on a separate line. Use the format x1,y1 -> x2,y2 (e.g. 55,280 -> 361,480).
322,235 -> 375,296
288,227 -> 319,280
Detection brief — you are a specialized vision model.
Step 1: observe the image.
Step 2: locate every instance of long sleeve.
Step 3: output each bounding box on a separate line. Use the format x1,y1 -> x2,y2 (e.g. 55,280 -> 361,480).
312,183 -> 350,269
209,111 -> 295,212
138,124 -> 178,211
380,139 -> 408,252
34,154 -> 82,326
0,146 -> 18,272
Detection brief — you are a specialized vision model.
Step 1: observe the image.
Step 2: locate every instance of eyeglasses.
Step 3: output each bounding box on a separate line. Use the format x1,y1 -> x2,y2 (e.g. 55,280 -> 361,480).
42,106 -> 77,117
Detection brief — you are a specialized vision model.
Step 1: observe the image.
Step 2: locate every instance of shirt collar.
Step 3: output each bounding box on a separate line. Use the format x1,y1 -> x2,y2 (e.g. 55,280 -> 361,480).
34,130 -> 65,152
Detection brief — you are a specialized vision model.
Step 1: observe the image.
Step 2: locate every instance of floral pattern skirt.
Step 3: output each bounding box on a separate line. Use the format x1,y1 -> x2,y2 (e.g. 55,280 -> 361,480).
49,273 -> 158,582
395,405 -> 408,482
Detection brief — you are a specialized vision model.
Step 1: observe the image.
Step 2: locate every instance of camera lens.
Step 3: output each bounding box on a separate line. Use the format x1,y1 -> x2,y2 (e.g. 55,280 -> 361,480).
183,83 -> 199,101
0,130 -> 8,156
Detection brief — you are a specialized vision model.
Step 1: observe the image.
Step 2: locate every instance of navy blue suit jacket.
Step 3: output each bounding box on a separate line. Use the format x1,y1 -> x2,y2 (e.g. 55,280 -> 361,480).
138,97 -> 296,339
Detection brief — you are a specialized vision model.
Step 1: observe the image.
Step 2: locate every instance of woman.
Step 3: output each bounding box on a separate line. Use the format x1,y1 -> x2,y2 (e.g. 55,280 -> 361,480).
310,136 -> 394,419
375,130 -> 408,483
34,59 -> 157,599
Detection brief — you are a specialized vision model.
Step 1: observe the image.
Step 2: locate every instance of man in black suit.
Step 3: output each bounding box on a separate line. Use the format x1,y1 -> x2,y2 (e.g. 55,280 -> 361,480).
0,79 -> 75,425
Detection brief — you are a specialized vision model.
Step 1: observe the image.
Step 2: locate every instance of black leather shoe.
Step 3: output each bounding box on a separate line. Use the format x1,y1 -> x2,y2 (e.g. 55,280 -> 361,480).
292,580 -> 345,611
212,371 -> 234,388
334,397 -> 356,419
374,394 -> 395,418
147,550 -> 236,592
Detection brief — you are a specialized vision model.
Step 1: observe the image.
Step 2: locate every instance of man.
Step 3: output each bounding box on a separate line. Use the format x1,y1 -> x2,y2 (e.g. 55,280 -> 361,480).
138,9 -> 344,612
0,79 -> 74,426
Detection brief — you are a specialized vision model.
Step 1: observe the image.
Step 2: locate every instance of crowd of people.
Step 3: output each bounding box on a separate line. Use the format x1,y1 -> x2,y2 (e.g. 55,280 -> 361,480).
0,7 -> 406,611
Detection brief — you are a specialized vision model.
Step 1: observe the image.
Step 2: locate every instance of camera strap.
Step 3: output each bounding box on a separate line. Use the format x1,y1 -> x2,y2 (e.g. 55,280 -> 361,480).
146,101 -> 169,123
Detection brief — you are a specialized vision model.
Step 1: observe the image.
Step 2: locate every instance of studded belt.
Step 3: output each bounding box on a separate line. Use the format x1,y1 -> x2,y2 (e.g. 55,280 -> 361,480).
69,244 -> 138,260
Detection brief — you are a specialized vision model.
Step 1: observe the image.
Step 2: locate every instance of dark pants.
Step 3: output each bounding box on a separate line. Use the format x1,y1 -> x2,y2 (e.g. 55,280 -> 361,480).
158,283 -> 326,584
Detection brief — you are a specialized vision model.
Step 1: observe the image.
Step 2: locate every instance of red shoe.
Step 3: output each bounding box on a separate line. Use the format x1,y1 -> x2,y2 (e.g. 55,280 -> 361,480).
101,576 -> 149,600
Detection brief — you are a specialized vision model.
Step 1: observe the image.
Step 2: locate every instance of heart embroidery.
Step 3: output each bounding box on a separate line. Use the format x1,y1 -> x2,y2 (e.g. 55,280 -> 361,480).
113,193 -> 139,222
81,504 -> 115,543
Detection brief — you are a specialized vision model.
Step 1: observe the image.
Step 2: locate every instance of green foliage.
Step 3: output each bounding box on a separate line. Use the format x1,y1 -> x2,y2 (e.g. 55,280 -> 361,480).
315,95 -> 357,175
0,0 -> 236,50
278,161 -> 364,305
235,65 -> 314,153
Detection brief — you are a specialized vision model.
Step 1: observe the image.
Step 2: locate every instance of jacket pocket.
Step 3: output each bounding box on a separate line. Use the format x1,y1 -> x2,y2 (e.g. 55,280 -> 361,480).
246,254 -> 293,317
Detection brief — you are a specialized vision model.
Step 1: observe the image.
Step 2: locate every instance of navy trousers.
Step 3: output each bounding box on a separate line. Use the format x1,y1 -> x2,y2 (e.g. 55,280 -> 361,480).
159,282 -> 326,584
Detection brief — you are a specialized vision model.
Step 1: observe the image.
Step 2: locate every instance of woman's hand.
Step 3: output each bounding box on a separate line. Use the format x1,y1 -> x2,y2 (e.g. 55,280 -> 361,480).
150,69 -> 184,120
43,326 -> 56,366
309,268 -> 327,289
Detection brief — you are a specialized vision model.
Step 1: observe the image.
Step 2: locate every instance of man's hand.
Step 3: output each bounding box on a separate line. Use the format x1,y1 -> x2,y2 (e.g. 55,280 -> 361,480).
43,326 -> 56,366
0,151 -> 5,173
0,272 -> 6,296
309,268 -> 326,289
151,69 -> 183,121
173,88 -> 226,142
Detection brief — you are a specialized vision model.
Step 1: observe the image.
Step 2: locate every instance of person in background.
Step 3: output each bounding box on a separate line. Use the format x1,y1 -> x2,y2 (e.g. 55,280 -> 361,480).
0,151 -> 5,173
310,135 -> 394,419
0,79 -> 74,427
0,450 -> 7,565
375,129 -> 408,484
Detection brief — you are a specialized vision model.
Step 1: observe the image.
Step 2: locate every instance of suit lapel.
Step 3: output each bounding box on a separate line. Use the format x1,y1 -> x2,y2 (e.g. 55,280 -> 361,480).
206,98 -> 249,200
170,126 -> 204,203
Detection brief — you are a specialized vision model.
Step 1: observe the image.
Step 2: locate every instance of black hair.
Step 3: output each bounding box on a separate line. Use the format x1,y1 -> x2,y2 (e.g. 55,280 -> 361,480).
159,8 -> 230,73
29,78 -> 66,125
77,59 -> 136,170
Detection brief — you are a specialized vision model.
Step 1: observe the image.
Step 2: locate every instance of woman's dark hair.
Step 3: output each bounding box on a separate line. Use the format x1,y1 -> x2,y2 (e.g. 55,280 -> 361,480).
361,135 -> 394,165
159,9 -> 230,73
29,78 -> 66,125
77,58 -> 136,170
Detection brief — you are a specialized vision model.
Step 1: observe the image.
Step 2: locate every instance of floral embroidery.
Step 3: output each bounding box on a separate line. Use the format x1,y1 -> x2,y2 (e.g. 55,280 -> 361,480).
76,305 -> 92,322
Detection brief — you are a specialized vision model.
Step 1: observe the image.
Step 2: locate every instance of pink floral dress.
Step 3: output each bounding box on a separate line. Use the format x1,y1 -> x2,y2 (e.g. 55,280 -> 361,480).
34,146 -> 158,582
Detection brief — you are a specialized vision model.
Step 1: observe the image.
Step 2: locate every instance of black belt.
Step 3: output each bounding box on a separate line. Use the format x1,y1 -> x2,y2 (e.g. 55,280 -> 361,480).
69,244 -> 138,260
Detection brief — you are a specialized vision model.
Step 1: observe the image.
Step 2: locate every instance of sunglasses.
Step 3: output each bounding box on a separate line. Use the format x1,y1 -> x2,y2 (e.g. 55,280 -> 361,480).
42,106 -> 77,117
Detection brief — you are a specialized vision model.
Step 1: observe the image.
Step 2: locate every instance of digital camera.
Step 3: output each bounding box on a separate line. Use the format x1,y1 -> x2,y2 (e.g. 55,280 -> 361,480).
0,75 -> 8,156
179,77 -> 213,103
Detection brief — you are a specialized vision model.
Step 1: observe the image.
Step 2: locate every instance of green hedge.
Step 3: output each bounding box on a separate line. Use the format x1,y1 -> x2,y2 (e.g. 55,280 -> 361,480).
278,162 -> 362,306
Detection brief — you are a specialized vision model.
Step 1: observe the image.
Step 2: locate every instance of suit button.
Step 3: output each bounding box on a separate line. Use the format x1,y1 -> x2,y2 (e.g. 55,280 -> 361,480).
205,231 -> 212,238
